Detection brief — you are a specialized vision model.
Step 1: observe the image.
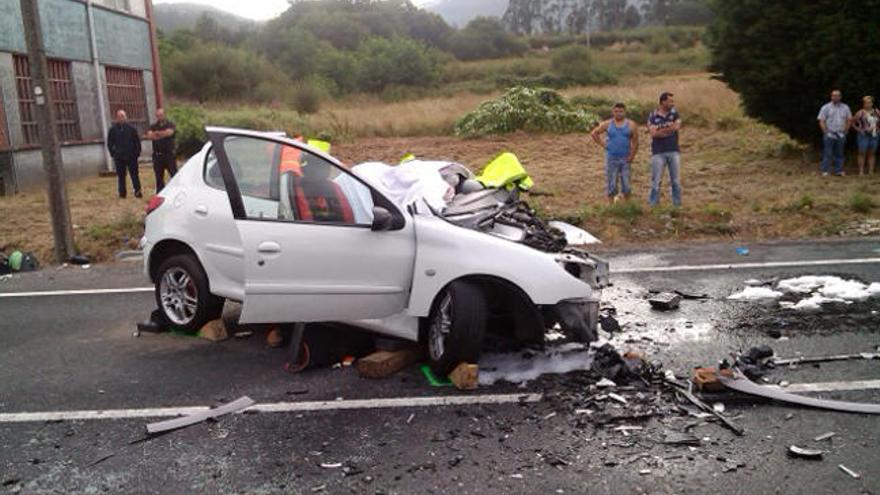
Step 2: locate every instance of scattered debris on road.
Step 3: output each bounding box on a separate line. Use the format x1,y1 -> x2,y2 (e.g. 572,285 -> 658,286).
838,464 -> 861,479
145,396 -> 255,435
648,292 -> 681,311
787,445 -> 824,460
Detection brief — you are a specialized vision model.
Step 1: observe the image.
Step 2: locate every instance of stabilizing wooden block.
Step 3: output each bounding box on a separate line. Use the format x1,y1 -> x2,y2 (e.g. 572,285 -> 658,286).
449,363 -> 479,390
692,367 -> 734,392
356,347 -> 423,379
199,319 -> 228,342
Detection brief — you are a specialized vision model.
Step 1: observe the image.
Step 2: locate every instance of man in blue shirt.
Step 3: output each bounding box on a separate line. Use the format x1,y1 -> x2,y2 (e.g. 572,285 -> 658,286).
647,92 -> 682,207
591,102 -> 639,203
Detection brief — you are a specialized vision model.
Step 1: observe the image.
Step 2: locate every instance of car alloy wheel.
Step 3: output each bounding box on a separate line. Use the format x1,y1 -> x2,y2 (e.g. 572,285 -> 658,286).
159,266 -> 199,326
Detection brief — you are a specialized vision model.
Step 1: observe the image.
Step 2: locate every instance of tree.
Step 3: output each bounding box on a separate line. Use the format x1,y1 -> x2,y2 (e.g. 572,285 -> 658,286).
706,0 -> 880,144
448,17 -> 528,61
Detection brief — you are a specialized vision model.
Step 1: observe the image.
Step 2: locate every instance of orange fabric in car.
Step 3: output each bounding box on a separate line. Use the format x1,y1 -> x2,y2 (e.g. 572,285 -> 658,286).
293,177 -> 354,224
279,146 -> 302,176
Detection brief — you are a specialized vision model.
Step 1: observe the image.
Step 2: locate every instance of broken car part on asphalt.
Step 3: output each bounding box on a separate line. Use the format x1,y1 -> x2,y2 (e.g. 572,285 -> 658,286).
718,370 -> 880,415
145,396 -> 255,435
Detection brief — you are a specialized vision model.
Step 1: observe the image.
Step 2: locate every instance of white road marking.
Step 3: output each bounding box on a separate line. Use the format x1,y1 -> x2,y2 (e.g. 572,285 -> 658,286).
0,287 -> 153,298
771,379 -> 880,394
2,257 -> 880,298
614,257 -> 880,274
0,393 -> 542,424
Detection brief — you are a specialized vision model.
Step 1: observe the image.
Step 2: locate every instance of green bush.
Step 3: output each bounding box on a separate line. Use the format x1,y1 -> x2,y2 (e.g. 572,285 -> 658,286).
551,45 -> 593,81
570,95 -> 654,122
288,79 -> 327,114
448,17 -> 528,61
355,37 -> 442,92
167,104 -> 207,158
164,42 -> 287,103
849,192 -> 876,213
648,32 -> 676,53
455,86 -> 600,138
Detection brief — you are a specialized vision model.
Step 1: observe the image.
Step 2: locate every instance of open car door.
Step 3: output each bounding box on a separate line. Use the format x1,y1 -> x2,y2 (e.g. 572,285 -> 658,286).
206,127 -> 416,323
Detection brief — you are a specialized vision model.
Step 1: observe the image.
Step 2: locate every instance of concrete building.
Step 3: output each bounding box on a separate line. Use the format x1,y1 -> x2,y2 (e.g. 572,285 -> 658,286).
0,0 -> 164,194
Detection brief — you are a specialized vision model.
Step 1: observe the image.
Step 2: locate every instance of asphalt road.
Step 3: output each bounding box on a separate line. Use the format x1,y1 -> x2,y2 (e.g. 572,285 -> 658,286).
1,238 -> 879,494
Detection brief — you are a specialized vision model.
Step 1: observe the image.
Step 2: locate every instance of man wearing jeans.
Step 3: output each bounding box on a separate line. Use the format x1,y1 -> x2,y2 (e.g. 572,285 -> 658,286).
647,92 -> 682,207
591,102 -> 638,203
817,89 -> 852,176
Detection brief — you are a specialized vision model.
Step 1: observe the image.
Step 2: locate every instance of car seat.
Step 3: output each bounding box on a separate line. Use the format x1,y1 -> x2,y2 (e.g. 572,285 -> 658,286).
292,163 -> 355,223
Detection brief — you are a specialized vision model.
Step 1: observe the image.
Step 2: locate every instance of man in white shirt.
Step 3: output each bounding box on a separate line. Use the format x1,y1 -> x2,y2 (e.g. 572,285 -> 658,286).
817,89 -> 853,176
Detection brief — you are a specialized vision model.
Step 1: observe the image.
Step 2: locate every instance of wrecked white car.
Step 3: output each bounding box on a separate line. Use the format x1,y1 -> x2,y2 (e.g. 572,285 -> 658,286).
142,128 -> 609,373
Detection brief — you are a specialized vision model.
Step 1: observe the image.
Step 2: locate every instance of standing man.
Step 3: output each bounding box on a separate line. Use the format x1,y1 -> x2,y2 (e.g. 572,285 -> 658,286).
817,89 -> 852,176
107,109 -> 142,198
591,102 -> 638,203
647,92 -> 682,207
146,108 -> 177,192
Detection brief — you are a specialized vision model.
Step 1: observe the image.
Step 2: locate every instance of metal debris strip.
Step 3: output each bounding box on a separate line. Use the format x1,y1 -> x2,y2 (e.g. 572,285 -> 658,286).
813,432 -> 836,442
145,396 -> 255,435
772,352 -> 879,366
838,464 -> 861,479
787,445 -> 824,460
719,371 -> 880,415
671,383 -> 744,436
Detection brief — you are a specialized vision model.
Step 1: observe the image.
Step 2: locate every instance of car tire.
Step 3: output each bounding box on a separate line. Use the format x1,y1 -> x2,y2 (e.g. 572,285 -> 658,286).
427,281 -> 487,376
155,254 -> 223,333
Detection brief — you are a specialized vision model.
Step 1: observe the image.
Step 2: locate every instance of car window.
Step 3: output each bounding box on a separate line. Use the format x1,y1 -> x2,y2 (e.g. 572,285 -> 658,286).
214,135 -> 375,225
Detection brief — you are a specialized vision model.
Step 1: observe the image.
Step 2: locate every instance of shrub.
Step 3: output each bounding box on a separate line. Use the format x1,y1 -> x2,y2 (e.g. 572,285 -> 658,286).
455,86 -> 600,138
550,45 -> 593,82
849,192 -> 876,214
288,79 -> 327,114
570,95 -> 654,122
355,37 -> 442,92
165,42 -> 287,103
167,104 -> 207,158
447,17 -> 528,61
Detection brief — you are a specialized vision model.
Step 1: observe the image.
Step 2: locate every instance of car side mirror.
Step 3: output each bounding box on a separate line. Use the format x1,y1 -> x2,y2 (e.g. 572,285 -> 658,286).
371,206 -> 394,231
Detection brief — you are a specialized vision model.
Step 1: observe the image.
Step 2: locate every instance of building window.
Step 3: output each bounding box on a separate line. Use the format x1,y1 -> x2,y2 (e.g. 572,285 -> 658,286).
12,55 -> 82,145
105,66 -> 148,135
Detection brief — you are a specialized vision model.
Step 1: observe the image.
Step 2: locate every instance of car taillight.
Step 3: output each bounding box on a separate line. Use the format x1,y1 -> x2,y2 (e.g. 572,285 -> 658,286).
146,195 -> 165,214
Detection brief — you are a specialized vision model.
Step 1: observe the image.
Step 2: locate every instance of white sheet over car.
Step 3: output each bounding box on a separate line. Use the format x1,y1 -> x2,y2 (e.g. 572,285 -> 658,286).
351,160 -> 457,211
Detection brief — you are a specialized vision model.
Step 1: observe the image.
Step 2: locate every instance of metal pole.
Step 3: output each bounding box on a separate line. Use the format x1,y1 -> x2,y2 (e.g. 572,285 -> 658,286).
20,0 -> 76,262
144,0 -> 165,109
85,0 -> 112,173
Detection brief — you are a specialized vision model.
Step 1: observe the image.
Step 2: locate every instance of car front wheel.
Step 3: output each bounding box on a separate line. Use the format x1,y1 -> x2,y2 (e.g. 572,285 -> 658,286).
155,254 -> 223,333
427,281 -> 487,376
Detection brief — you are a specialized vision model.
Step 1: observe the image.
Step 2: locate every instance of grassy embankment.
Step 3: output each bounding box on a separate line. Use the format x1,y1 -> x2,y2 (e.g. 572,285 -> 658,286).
1,45 -> 877,263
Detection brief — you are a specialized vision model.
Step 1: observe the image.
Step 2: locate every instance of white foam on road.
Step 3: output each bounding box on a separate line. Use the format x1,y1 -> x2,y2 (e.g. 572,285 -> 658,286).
0,393 -> 542,424
478,343 -> 594,386
730,275 -> 880,312
728,286 -> 784,301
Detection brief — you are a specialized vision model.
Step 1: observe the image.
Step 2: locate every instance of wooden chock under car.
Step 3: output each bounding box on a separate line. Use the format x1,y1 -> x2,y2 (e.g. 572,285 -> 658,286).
199,319 -> 229,342
449,363 -> 479,390
692,367 -> 734,392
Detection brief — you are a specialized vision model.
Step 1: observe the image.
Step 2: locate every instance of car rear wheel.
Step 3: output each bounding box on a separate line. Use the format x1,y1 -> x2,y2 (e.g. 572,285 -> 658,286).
155,254 -> 223,333
427,281 -> 487,376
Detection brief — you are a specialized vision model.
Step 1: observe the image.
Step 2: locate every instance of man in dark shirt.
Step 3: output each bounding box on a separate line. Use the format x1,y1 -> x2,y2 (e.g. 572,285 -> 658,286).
106,109 -> 142,198
146,108 -> 177,192
647,92 -> 682,207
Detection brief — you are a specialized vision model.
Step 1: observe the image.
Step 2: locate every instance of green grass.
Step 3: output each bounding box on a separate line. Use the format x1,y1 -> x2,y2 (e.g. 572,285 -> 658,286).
849,191 -> 876,213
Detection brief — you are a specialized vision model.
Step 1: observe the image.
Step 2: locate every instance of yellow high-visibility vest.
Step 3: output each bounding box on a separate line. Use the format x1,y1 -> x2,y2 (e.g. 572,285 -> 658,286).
476,152 -> 534,190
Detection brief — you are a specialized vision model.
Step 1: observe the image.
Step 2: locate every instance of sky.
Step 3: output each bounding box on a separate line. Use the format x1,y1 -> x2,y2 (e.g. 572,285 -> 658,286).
153,0 -> 432,21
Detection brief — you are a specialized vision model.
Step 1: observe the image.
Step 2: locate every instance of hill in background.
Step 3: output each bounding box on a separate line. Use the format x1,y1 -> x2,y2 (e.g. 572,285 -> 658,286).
154,2 -> 258,33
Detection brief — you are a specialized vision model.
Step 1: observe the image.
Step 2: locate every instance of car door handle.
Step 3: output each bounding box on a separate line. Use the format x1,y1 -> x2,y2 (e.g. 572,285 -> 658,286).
257,241 -> 281,254
194,204 -> 208,216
